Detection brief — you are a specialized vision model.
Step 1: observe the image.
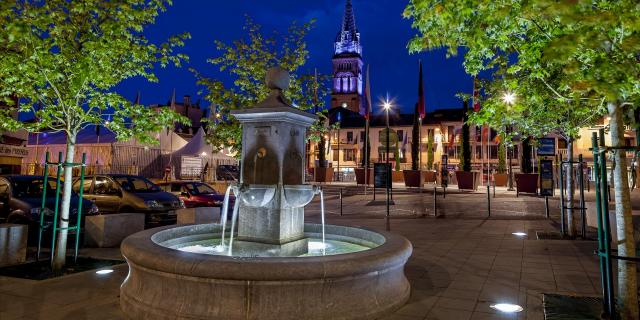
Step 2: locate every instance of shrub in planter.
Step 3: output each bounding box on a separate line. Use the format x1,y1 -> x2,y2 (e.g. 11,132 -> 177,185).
493,141 -> 508,186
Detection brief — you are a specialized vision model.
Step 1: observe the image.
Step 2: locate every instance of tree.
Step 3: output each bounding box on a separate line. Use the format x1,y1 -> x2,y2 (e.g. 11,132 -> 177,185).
404,1 -> 639,316
497,140 -> 506,174
426,130 -> 434,170
0,0 -> 189,271
460,100 -> 471,172
411,103 -> 420,171
194,17 -> 329,156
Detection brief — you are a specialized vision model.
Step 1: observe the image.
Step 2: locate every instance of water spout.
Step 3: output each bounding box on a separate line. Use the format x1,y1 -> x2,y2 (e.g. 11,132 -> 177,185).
219,185 -> 233,248
227,186 -> 241,256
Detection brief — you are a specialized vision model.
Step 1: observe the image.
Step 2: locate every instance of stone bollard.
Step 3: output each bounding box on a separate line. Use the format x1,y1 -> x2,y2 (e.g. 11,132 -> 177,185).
176,207 -> 219,225
0,224 -> 27,267
85,213 -> 145,248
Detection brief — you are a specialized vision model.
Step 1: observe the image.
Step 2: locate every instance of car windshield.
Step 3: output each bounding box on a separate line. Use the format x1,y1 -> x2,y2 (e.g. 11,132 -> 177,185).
184,182 -> 217,195
113,176 -> 160,193
12,178 -> 58,198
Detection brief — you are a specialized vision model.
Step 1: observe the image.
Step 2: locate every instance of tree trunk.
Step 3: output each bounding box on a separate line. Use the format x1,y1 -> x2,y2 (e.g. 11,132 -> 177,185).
566,138 -> 576,237
607,102 -> 638,320
52,134 -> 76,272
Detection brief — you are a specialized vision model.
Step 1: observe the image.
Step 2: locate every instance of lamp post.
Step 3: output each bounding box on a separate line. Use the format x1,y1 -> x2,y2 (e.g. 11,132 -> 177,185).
502,92 -> 516,191
383,97 -> 392,219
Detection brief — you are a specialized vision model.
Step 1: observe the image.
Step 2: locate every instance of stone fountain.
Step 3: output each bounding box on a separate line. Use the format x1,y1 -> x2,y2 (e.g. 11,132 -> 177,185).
119,67 -> 412,320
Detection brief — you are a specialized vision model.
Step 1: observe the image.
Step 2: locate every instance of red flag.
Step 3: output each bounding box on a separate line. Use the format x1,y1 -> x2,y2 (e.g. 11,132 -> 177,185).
417,61 -> 426,119
473,77 -> 481,112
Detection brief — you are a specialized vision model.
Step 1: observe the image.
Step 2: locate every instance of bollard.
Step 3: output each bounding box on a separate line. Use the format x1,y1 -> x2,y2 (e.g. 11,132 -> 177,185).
433,186 -> 437,217
339,188 -> 343,216
545,196 -> 549,219
443,185 -> 446,198
487,185 -> 491,217
579,154 -> 586,238
493,179 -> 496,198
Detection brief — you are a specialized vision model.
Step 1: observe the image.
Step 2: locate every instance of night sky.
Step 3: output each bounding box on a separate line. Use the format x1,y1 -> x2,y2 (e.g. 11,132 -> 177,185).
114,0 -> 472,115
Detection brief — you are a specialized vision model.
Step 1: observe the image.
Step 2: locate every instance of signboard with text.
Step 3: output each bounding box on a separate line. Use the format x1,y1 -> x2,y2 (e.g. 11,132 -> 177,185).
537,138 -> 556,156
540,159 -> 554,196
374,163 -> 391,188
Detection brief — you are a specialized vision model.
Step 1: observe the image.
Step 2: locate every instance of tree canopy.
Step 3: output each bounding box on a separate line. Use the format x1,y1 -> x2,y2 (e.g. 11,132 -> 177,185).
0,0 -> 190,141
194,17 -> 330,155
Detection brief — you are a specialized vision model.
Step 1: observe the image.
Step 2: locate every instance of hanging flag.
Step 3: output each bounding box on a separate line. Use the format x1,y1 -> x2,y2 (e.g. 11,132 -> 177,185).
337,110 -> 342,123
362,65 -> 372,119
473,77 -> 481,112
417,60 -> 426,119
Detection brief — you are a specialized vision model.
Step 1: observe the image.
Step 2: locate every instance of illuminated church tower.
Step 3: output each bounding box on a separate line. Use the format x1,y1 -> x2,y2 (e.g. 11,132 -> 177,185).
331,0 -> 363,113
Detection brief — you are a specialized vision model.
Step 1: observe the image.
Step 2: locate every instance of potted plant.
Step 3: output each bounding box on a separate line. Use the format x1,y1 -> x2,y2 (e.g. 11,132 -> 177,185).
311,112 -> 335,183
493,140 -> 508,186
404,103 -> 422,187
392,147 -> 404,182
355,137 -> 372,185
515,137 -> 538,196
424,130 -> 437,183
455,100 -> 477,190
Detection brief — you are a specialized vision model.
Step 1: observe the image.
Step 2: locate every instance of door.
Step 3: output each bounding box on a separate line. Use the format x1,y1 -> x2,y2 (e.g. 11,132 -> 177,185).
90,176 -> 121,213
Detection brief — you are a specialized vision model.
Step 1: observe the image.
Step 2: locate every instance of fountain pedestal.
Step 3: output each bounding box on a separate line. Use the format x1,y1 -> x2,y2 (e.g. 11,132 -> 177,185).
232,67 -> 317,250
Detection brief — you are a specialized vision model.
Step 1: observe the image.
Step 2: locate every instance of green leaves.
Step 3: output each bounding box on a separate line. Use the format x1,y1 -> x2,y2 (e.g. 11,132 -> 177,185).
0,0 -> 190,144
194,17 -> 328,156
404,0 -> 639,142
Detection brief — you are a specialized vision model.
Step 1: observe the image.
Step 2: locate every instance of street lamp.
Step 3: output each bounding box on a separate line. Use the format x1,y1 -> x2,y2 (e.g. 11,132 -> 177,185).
502,91 -> 517,191
382,95 -> 392,219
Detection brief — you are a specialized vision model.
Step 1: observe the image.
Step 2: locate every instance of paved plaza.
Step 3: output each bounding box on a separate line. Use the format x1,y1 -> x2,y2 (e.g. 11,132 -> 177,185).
0,187 -> 610,320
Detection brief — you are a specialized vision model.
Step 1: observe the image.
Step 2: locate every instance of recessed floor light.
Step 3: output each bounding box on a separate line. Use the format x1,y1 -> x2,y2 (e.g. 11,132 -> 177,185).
512,232 -> 527,237
490,303 -> 523,313
95,269 -> 114,275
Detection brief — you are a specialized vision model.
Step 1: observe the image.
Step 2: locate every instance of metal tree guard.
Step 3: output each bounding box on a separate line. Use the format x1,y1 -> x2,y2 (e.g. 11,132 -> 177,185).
36,151 -> 88,266
590,129 -> 640,319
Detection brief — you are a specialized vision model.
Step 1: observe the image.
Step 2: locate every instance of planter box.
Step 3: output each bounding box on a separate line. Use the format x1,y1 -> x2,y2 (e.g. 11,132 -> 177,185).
424,170 -> 437,184
314,167 -> 334,183
177,207 -> 219,225
392,171 -> 404,183
0,224 -> 27,267
515,173 -> 538,196
403,170 -> 422,188
455,171 -> 479,190
355,168 -> 373,185
493,173 -> 508,187
85,213 -> 145,248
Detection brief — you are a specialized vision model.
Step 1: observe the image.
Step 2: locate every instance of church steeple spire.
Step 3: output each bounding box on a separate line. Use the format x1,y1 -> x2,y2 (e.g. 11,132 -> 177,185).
334,0 -> 361,56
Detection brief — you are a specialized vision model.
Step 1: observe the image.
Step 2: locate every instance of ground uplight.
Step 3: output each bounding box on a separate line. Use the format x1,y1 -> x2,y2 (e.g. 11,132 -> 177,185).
490,303 -> 523,313
95,269 -> 114,275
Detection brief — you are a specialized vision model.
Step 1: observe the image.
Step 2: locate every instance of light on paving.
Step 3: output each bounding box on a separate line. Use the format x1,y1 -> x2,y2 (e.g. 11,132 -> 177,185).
512,232 -> 527,237
490,303 -> 523,313
95,269 -> 114,275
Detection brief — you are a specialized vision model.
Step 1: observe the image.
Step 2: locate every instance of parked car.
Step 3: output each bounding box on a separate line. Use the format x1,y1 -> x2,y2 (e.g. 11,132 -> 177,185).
216,164 -> 239,181
0,175 -> 99,243
158,181 -> 235,209
73,174 -> 184,228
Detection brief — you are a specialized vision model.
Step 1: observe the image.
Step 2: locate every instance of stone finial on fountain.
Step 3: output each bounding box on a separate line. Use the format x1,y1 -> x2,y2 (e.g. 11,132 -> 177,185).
255,66 -> 293,109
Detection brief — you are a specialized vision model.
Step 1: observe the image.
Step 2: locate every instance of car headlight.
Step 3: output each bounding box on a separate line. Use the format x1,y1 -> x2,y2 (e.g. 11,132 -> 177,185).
144,200 -> 163,209
88,204 -> 99,215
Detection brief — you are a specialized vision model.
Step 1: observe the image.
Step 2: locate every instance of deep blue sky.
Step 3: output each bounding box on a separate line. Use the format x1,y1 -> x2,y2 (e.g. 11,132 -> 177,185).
114,0 -> 472,115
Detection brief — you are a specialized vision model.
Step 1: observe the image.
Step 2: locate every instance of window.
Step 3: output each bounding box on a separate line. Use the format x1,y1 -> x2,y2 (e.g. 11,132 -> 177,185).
346,131 -> 353,143
333,149 -> 339,161
94,177 -> 119,195
360,131 -> 365,142
344,149 -> 355,162
558,138 -> 567,149
73,179 -> 93,194
113,176 -> 160,193
397,130 -> 404,143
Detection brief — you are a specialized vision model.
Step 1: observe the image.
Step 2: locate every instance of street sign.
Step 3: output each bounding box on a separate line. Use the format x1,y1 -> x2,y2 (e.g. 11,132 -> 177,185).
379,128 -> 398,148
537,138 -> 556,156
374,163 -> 391,188
540,159 -> 554,196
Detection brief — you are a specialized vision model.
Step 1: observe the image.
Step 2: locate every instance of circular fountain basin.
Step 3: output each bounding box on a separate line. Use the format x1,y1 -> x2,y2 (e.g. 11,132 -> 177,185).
120,223 -> 412,320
